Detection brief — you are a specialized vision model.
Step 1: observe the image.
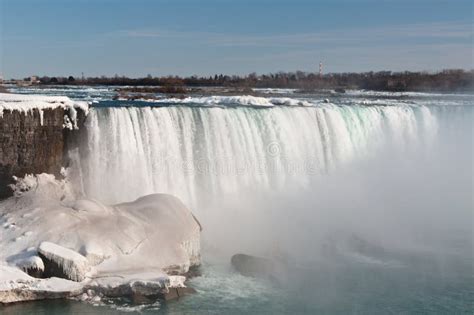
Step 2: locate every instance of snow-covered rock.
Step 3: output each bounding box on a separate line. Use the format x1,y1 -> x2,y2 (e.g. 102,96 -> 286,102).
87,270 -> 170,298
38,242 -> 91,282
14,253 -> 45,278
0,173 -> 201,304
0,265 -> 83,303
169,275 -> 186,288
0,93 -> 89,129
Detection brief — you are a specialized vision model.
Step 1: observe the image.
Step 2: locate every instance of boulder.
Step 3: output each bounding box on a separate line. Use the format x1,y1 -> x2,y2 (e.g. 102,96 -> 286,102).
15,255 -> 45,278
161,287 -> 196,301
38,242 -> 91,282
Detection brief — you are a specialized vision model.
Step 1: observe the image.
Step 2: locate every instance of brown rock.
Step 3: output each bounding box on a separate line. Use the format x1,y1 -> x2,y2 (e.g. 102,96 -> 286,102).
160,287 -> 197,301
0,108 -> 86,199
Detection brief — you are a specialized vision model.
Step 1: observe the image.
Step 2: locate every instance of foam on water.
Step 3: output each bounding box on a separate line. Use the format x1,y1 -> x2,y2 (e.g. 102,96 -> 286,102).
140,95 -> 314,107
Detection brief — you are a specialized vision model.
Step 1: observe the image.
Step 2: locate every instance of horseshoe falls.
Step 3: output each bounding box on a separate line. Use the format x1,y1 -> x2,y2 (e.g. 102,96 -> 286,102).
79,104 -> 438,207
72,96 -> 471,314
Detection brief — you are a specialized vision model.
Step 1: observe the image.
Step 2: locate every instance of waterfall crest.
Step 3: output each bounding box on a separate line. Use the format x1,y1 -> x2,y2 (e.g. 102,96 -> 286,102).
79,105 -> 438,206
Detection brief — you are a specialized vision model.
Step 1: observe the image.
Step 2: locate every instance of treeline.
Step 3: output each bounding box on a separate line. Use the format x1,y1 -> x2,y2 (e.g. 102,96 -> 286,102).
36,69 -> 473,92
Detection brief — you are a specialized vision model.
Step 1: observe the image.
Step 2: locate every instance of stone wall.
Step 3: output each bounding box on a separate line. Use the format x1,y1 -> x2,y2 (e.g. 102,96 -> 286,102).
0,108 -> 85,198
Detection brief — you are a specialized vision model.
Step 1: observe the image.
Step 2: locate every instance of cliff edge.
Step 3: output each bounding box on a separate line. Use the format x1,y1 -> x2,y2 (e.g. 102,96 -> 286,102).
0,93 -> 89,198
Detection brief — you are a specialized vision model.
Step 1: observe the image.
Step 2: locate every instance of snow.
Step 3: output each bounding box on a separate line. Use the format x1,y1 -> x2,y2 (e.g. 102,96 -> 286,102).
15,255 -> 45,273
0,93 -> 89,129
79,241 -> 109,266
0,264 -> 32,283
0,173 -> 201,303
169,275 -> 186,288
38,242 -> 92,282
88,270 -> 170,296
0,265 -> 84,303
9,173 -> 75,199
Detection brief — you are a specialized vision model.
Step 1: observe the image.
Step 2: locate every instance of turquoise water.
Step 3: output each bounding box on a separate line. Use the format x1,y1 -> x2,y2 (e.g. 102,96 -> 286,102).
3,247 -> 472,314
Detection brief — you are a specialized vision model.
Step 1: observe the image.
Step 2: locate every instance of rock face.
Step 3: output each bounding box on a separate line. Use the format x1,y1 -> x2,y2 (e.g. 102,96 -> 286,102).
38,242 -> 91,282
160,287 -> 197,301
0,107 -> 86,199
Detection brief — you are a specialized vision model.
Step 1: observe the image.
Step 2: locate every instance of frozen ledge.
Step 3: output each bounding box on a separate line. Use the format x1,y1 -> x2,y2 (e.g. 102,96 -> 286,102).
0,265 -> 194,304
0,93 -> 89,129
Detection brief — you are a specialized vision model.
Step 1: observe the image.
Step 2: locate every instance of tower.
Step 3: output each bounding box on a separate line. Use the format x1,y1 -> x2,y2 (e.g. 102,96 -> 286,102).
319,62 -> 323,78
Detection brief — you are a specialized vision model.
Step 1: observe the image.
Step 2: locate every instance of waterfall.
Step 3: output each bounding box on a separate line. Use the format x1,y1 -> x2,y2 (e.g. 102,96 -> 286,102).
78,104 -> 438,207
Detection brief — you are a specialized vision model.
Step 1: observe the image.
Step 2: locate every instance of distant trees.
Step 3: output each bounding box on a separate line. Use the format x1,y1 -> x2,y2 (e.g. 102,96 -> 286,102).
33,69 -> 474,92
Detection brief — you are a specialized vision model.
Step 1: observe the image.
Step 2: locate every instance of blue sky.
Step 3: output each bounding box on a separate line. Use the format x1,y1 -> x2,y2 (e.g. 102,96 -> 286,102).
0,0 -> 472,78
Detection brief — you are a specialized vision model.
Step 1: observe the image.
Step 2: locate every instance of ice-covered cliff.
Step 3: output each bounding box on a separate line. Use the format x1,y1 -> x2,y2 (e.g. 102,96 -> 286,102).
0,93 -> 89,198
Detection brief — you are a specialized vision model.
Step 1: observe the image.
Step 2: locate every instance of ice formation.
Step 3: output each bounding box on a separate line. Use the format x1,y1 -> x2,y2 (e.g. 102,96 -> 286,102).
38,242 -> 92,282
14,254 -> 45,274
0,173 -> 201,303
0,93 -> 89,129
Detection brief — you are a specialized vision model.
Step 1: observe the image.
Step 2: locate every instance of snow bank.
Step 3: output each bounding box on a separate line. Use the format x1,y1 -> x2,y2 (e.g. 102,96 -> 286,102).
0,173 -> 201,303
9,173 -> 75,199
0,93 -> 89,129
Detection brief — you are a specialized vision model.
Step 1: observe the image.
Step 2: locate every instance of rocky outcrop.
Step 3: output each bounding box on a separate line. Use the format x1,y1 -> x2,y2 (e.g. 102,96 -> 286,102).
0,278 -> 84,304
85,274 -> 195,302
0,265 -> 84,304
0,107 -> 86,199
15,255 -> 45,278
0,264 -> 195,304
0,174 -> 201,304
38,242 -> 92,282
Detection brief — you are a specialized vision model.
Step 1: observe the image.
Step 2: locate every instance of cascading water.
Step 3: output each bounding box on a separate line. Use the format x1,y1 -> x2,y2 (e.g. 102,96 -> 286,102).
78,104 -> 438,208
